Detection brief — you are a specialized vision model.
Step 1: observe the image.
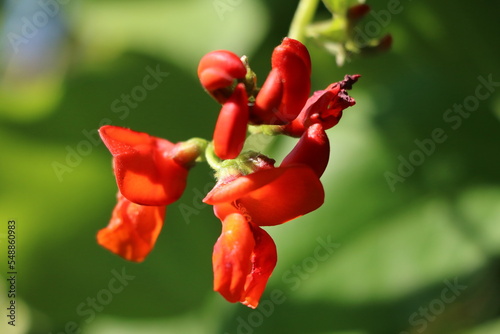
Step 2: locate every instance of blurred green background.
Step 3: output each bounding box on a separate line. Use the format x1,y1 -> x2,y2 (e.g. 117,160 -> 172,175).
1,0 -> 500,333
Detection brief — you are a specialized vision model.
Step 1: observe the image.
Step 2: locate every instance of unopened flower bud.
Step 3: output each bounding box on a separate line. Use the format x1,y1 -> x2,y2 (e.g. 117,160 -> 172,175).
198,50 -> 247,103
213,83 -> 249,160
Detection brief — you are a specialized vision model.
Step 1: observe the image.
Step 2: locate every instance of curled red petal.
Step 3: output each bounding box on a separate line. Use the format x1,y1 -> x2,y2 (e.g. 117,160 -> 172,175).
242,225 -> 277,308
97,193 -> 165,262
283,88 -> 335,137
213,213 -> 255,303
282,75 -> 360,136
198,68 -> 234,92
99,126 -> 188,206
198,50 -> 247,91
213,83 -> 249,159
281,123 -> 330,178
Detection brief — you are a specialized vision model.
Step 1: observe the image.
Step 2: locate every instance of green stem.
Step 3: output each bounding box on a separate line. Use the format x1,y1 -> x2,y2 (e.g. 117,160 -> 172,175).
205,142 -> 223,170
288,0 -> 321,41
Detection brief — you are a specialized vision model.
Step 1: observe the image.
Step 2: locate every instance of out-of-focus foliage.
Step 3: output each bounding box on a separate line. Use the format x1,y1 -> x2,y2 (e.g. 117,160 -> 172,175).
0,0 -> 499,333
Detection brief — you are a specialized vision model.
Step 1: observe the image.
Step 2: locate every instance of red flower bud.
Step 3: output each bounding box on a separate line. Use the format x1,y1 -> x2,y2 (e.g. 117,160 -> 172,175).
213,83 -> 249,159
97,193 -> 165,262
281,123 -> 330,178
252,38 -> 311,124
99,125 -> 190,206
198,50 -> 247,100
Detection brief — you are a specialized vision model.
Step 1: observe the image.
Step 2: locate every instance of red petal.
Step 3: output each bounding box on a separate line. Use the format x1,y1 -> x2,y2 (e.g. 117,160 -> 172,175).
272,38 -> 311,122
198,50 -> 247,91
282,86 -> 338,137
320,75 -> 359,127
236,166 -> 324,226
204,165 -> 324,226
203,167 -> 286,205
198,68 -> 234,92
213,202 -> 239,222
281,123 -> 330,178
251,68 -> 286,124
274,38 -> 311,75
99,126 -> 188,206
213,83 -> 249,159
99,125 -> 162,156
213,213 -> 255,303
97,193 -> 165,262
242,225 -> 277,308
282,76 -> 359,136
251,39 -> 311,125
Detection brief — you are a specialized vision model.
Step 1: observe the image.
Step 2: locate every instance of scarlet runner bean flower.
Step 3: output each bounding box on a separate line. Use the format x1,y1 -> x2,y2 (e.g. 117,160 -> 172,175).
97,125 -> 203,261
204,153 -> 325,307
99,125 -> 199,206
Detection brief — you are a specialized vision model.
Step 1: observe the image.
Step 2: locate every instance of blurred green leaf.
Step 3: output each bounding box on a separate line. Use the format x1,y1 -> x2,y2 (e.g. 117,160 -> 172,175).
460,318 -> 500,334
322,0 -> 365,15
78,0 -> 269,71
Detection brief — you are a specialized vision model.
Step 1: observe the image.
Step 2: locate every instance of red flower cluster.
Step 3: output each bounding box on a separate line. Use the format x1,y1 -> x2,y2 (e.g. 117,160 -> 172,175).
97,38 -> 359,308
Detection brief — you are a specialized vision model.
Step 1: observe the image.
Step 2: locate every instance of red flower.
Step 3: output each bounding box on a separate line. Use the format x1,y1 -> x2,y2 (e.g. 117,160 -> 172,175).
97,192 -> 166,262
283,74 -> 360,137
97,126 -> 203,262
99,125 -> 191,206
204,162 -> 324,307
251,38 -> 311,125
212,204 -> 277,308
213,83 -> 249,160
